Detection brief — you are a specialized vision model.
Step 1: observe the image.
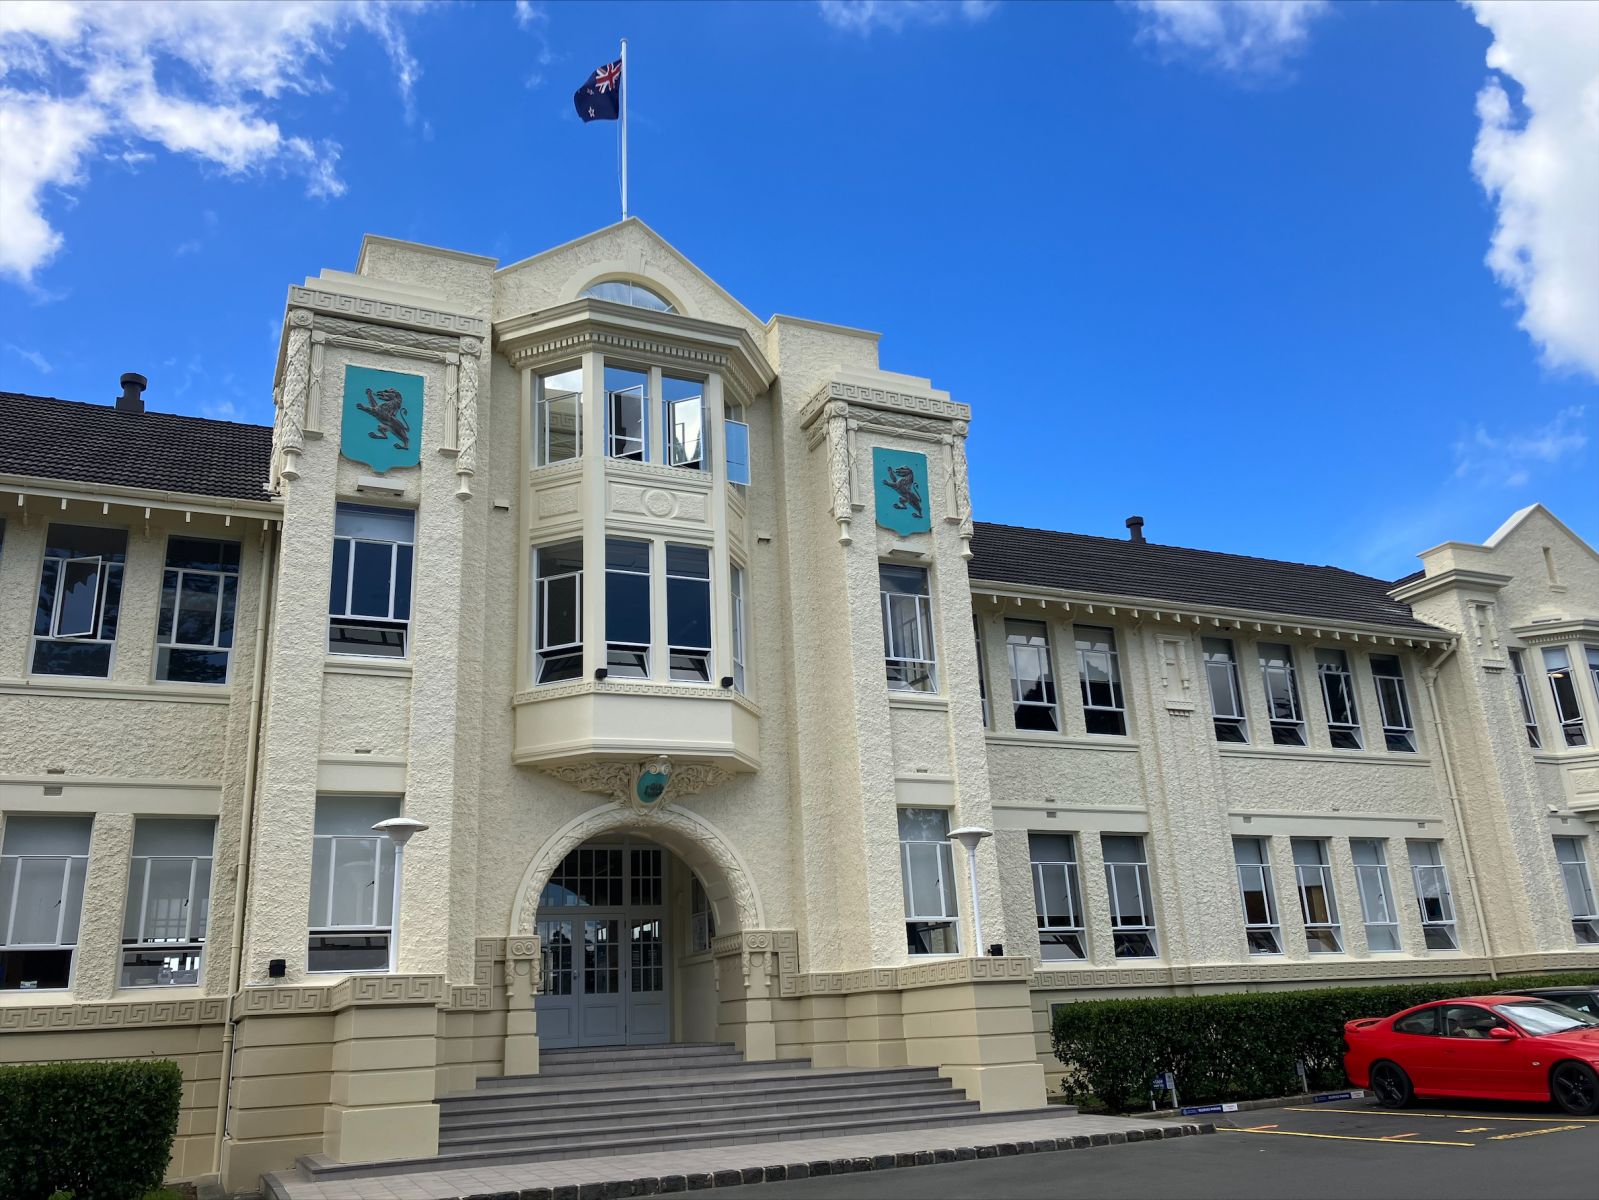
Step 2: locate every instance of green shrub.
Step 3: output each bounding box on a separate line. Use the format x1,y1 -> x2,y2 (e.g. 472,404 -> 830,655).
1050,971 -> 1599,1112
0,1059 -> 183,1200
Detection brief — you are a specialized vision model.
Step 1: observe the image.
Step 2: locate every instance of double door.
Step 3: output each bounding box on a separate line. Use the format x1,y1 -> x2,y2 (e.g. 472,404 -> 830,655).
535,843 -> 669,1048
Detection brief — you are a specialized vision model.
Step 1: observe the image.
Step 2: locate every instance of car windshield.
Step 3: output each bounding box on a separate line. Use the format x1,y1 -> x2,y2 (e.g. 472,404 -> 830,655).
1492,1001 -> 1599,1035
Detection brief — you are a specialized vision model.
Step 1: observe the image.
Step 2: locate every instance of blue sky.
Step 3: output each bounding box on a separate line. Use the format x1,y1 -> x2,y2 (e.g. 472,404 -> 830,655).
2,0 -> 1595,579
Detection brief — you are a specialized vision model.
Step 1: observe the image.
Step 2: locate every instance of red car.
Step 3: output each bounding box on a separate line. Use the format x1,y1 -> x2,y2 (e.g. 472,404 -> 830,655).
1344,995 -> 1599,1115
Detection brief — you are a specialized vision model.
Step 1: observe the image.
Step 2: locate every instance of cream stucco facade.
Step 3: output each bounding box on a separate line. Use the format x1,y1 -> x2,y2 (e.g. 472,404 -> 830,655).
2,220 -> 1597,1192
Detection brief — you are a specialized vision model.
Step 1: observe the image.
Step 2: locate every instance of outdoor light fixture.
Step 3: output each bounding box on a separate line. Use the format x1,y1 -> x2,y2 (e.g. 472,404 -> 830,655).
594,667 -> 609,681
372,817 -> 430,975
720,676 -> 734,689
947,826 -> 993,958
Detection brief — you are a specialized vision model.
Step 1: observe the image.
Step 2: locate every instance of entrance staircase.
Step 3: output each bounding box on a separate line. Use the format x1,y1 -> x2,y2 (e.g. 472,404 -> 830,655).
276,1042 -> 1074,1186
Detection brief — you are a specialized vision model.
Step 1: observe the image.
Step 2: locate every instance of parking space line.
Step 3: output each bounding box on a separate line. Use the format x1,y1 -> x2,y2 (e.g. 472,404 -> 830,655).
1291,1107 -> 1599,1125
1219,1128 -> 1474,1148
1487,1125 -> 1584,1141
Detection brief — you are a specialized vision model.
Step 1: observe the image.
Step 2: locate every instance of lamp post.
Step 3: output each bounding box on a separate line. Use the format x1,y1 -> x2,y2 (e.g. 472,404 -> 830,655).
372,817 -> 429,975
947,826 -> 993,957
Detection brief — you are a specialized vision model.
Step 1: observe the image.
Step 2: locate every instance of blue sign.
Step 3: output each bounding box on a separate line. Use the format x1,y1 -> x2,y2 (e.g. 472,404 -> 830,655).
342,365 -> 423,474
1180,1103 -> 1238,1116
1311,1090 -> 1361,1103
873,447 -> 931,536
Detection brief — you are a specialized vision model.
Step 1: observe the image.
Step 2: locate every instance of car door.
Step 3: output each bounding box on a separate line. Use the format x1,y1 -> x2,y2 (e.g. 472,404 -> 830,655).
1388,1005 -> 1450,1091
1438,1003 -> 1534,1098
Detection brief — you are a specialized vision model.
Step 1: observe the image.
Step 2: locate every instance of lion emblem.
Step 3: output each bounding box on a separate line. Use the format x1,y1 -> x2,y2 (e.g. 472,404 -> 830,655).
356,387 -> 411,450
881,464 -> 923,519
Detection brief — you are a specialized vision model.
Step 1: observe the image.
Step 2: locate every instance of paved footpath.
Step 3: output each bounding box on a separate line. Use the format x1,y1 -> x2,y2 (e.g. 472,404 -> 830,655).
264,1112 -> 1211,1200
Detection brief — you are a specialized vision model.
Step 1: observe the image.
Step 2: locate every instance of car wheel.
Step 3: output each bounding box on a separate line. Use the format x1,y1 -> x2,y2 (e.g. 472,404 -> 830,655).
1550,1062 -> 1599,1116
1370,1061 -> 1413,1108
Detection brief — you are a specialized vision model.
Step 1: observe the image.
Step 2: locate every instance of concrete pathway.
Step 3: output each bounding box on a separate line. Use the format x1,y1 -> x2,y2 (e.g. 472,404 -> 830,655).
264,1111 -> 1211,1200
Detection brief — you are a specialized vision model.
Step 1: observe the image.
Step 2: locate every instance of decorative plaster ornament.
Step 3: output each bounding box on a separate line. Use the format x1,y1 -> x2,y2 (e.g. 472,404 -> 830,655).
637,756 -> 672,804
341,365 -> 423,473
872,447 -> 931,536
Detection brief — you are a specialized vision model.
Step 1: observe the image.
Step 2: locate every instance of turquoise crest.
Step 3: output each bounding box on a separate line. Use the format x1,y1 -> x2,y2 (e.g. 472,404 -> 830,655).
342,365 -> 423,474
873,448 -> 931,536
636,769 -> 670,805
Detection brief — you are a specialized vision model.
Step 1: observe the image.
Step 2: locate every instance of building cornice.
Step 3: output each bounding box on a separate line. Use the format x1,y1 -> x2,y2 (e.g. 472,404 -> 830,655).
1,476 -> 282,518
1389,568 -> 1514,604
1509,617 -> 1599,645
286,283 -> 487,338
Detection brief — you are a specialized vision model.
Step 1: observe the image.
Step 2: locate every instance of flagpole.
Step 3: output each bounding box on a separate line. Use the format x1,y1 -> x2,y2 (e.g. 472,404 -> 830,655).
620,37 -> 629,221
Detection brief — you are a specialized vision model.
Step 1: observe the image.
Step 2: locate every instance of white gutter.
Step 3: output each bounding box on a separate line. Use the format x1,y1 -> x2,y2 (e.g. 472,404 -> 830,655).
1421,642 -> 1496,979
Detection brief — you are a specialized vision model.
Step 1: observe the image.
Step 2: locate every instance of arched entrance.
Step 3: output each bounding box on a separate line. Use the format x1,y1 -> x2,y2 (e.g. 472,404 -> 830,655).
509,803 -> 763,1050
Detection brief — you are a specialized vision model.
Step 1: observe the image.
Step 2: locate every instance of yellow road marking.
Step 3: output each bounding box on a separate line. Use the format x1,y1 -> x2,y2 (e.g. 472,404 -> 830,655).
1292,1107 -> 1599,1125
1458,1127 -> 1492,1133
1487,1125 -> 1584,1141
1382,1132 -> 1418,1139
1219,1127 -> 1473,1148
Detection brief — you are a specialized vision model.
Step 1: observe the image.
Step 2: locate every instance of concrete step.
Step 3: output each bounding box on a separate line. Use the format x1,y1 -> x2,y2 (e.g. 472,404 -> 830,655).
440,1065 -> 948,1112
467,1056 -> 818,1091
538,1041 -> 737,1063
439,1089 -> 975,1144
529,1045 -> 744,1077
299,1103 -> 1080,1180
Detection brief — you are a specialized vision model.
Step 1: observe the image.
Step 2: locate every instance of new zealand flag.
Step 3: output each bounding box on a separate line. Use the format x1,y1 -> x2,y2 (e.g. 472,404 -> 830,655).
574,59 -> 622,122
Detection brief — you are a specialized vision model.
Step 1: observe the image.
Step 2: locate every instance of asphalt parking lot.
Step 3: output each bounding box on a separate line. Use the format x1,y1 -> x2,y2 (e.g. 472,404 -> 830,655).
726,1099 -> 1599,1199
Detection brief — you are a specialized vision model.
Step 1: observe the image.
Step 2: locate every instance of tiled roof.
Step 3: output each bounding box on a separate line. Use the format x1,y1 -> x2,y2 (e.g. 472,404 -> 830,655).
968,521 -> 1440,633
0,392 -> 274,502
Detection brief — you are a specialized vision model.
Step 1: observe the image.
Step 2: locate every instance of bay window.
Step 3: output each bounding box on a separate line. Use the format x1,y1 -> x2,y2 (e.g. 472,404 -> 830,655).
1510,649 -> 1542,748
1292,838 -> 1343,953
663,375 -> 706,470
534,540 -> 584,683
1316,648 -> 1363,749
1204,637 -> 1248,743
156,537 -> 241,684
605,364 -> 648,461
1006,619 -> 1058,731
32,523 -> 127,677
725,415 -> 751,486
1351,838 -> 1400,952
1075,625 -> 1127,736
666,544 -> 713,682
121,818 -> 215,987
1407,840 -> 1458,950
1233,837 -> 1281,954
0,815 -> 91,990
1543,646 -> 1587,747
1030,833 -> 1086,960
899,808 -> 958,955
328,504 -> 414,658
605,538 -> 651,678
532,366 -> 582,466
1101,834 -> 1158,958
881,565 -> 937,693
1554,837 -> 1599,945
1370,654 -> 1417,752
1258,643 -> 1307,746
308,796 -> 398,973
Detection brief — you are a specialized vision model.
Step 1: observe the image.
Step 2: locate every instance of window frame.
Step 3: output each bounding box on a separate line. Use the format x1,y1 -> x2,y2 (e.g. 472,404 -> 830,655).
975,615 -> 990,729
1258,642 -> 1307,746
604,364 -> 649,462
1370,654 -> 1417,753
1407,840 -> 1459,951
0,815 -> 92,992
689,874 -> 716,955
1351,838 -> 1401,953
1029,833 -> 1086,961
665,543 -> 714,683
1510,649 -> 1543,748
1292,837 -> 1344,954
307,798 -> 398,974
663,374 -> 708,472
1232,837 -> 1282,955
120,818 -> 216,988
155,537 -> 242,685
1074,625 -> 1128,736
881,564 -> 938,694
900,808 -> 960,956
1101,834 -> 1159,959
1542,645 -> 1588,747
327,504 -> 415,660
1554,836 -> 1599,946
1006,618 -> 1059,732
531,365 -> 583,467
533,540 -> 584,685
730,561 -> 748,696
30,523 -> 128,679
1315,647 -> 1364,750
604,537 -> 652,679
1203,636 -> 1249,744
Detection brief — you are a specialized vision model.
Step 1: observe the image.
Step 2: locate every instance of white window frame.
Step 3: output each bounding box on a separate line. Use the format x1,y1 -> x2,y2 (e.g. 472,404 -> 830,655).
1259,643 -> 1307,746
155,538 -> 241,685
1510,649 -> 1542,748
1075,625 -> 1128,736
881,565 -> 937,694
308,806 -> 396,974
725,417 -> 751,486
730,562 -> 748,696
689,874 -> 716,954
532,366 -> 583,466
31,524 -> 127,678
1029,833 -> 1086,961
1371,654 -> 1417,753
605,537 -> 652,679
1316,648 -> 1364,750
1006,618 -> 1058,731
1588,645 -> 1599,714
1554,836 -> 1599,945
663,376 -> 707,471
606,371 -> 648,462
121,820 -> 215,988
1292,838 -> 1344,953
1543,645 -> 1588,747
1407,840 -> 1458,951
1204,637 -> 1248,744
328,505 -> 414,659
975,615 -> 990,729
1233,837 -> 1282,955
0,816 -> 91,991
900,809 -> 959,956
534,541 -> 584,684
1101,834 -> 1158,959
1351,839 -> 1401,953
666,543 -> 714,683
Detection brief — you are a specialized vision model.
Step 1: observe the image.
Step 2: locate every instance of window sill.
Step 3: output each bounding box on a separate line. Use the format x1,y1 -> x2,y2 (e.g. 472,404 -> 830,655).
888,692 -> 948,710
0,677 -> 232,704
1218,745 -> 1433,767
986,731 -> 1142,753
324,657 -> 414,678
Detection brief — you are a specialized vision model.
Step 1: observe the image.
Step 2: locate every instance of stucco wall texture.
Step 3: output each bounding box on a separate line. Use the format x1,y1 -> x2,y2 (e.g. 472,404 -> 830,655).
3,221 -> 1597,1191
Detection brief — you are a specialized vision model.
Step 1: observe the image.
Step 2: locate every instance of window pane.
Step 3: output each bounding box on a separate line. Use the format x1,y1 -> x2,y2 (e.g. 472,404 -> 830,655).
664,377 -> 705,469
329,539 -> 350,615
174,572 -> 220,645
666,544 -> 711,578
392,544 -> 413,622
349,542 -> 394,618
2,816 -> 93,856
667,577 -> 712,648
329,838 -> 380,926
725,420 -> 751,486
133,819 -> 216,858
898,807 -> 950,841
11,859 -> 68,944
606,365 -> 648,460
144,858 -> 195,941
55,557 -> 101,637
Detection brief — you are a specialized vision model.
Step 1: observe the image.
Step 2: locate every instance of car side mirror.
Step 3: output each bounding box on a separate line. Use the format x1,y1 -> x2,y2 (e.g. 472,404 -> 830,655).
1488,1027 -> 1518,1041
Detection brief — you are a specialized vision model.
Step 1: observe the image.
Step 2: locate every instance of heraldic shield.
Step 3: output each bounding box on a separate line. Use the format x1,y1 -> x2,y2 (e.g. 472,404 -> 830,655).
872,447 -> 932,536
341,365 -> 423,474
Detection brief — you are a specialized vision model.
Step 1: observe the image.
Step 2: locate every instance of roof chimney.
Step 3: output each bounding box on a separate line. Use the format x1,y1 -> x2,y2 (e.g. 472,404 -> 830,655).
1125,515 -> 1146,543
116,372 -> 147,414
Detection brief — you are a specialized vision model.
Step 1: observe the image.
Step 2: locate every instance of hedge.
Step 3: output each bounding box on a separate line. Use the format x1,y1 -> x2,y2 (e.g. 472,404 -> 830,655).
0,1059 -> 183,1200
1050,971 -> 1599,1112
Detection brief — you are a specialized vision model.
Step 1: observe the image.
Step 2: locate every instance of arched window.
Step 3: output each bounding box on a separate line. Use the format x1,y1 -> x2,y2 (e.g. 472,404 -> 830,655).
579,279 -> 677,313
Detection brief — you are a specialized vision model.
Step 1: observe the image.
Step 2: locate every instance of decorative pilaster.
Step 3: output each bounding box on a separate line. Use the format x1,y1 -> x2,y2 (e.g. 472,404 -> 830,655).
277,312 -> 312,482
950,420 -> 974,557
826,400 -> 853,544
455,338 -> 480,499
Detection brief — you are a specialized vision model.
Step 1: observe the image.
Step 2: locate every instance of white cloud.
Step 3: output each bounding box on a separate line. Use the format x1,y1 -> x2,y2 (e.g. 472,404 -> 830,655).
513,1 -> 555,90
818,1 -> 997,36
1454,405 -> 1589,488
0,1 -> 429,285
4,342 -> 54,373
1125,0 -> 1330,77
1466,1 -> 1599,382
